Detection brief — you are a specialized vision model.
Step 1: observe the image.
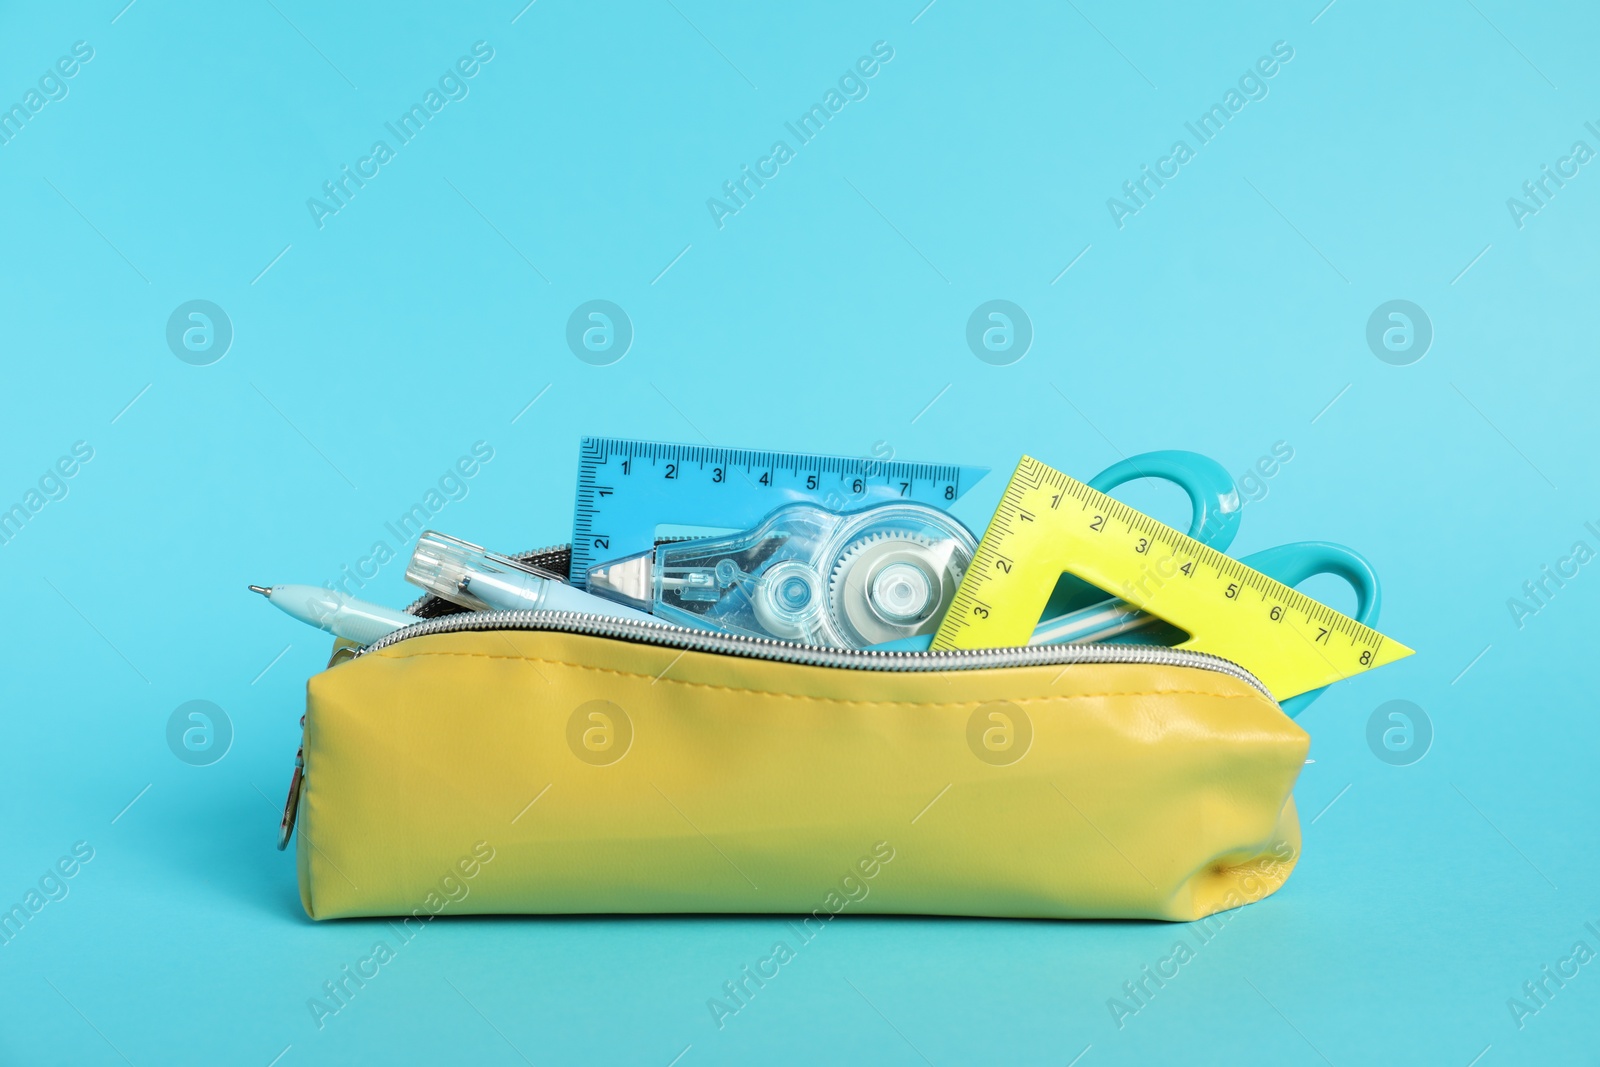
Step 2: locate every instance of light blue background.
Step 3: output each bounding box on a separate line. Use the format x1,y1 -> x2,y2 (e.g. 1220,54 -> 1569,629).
2,1 -> 1596,1063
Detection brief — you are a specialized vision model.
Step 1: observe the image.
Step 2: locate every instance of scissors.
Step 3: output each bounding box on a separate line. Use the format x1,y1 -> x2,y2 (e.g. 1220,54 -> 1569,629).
1026,449 -> 1381,718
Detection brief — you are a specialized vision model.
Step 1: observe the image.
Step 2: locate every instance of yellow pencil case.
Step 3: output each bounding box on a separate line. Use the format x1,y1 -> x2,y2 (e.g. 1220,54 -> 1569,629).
283,551 -> 1309,923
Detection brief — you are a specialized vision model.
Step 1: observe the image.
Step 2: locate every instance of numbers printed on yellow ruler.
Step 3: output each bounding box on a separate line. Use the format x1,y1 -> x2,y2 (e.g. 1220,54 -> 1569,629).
931,456 -> 1414,700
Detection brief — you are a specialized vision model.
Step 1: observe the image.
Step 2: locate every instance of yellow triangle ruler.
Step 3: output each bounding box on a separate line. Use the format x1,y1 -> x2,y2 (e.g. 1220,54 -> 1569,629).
932,456 -> 1413,700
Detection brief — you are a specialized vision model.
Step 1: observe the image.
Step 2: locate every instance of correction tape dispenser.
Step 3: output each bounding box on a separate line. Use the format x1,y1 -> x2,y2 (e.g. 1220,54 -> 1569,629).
585,502 -> 977,649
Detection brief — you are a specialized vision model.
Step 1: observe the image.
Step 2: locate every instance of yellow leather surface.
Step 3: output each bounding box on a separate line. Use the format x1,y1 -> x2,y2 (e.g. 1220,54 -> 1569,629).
297,629 -> 1308,921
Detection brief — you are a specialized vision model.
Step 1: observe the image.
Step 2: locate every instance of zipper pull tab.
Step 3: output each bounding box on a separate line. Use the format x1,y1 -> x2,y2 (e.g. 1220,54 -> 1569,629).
277,715 -> 305,851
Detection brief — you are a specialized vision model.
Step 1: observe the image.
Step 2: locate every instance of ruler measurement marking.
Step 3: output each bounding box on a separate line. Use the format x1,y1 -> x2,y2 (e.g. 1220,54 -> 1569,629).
573,439 -> 986,576
934,457 -> 1406,692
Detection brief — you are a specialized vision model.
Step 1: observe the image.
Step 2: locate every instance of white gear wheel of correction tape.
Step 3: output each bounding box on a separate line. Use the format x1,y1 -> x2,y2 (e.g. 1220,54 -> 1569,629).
826,529 -> 965,647
819,507 -> 975,647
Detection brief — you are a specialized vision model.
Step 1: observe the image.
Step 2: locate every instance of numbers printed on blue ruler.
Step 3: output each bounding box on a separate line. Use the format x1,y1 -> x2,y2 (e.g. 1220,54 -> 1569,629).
570,438 -> 988,580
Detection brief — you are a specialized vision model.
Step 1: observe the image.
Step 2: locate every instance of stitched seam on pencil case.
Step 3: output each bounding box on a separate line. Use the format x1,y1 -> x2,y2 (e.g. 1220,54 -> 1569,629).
368,650 -> 1260,706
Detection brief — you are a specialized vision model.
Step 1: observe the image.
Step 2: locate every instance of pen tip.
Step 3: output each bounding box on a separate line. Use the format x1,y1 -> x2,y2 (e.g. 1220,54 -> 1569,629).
248,585 -> 272,597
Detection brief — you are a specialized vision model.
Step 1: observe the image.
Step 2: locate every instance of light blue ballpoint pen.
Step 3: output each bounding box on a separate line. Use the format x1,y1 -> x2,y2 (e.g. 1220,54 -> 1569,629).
406,530 -> 659,622
249,584 -> 420,645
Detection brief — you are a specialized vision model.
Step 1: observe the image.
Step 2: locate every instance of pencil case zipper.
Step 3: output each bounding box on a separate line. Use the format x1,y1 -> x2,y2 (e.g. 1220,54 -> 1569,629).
357,607 -> 1271,692
380,542 -> 1275,694
276,542 -> 1278,848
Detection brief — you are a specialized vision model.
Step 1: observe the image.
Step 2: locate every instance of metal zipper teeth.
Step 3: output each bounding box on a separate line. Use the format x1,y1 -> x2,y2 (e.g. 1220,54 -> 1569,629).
356,608 -> 1277,702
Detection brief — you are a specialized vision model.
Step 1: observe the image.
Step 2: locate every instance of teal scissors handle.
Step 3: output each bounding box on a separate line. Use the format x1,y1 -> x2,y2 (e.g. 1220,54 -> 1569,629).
1088,451 -> 1243,550
891,449 -> 1387,710
1032,538 -> 1383,716
1042,450 -> 1242,618
1238,541 -> 1381,717
878,450 -> 1242,653
1030,453 -> 1384,716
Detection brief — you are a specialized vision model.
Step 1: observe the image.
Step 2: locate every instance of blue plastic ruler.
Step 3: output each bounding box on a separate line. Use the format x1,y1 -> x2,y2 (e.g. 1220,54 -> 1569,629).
570,437 -> 988,580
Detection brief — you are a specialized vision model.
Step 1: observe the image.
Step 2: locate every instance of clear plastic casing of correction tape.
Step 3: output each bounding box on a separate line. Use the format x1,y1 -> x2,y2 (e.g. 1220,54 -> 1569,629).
584,502 -> 978,648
